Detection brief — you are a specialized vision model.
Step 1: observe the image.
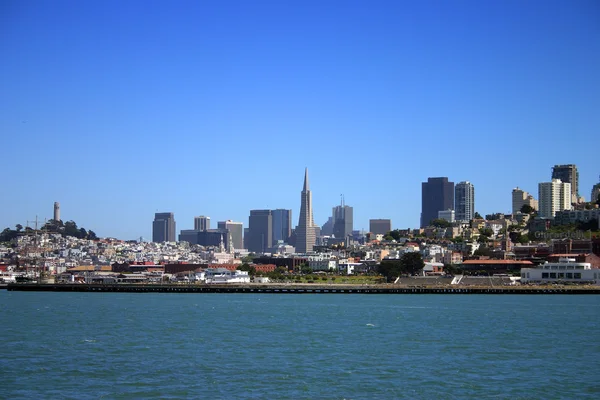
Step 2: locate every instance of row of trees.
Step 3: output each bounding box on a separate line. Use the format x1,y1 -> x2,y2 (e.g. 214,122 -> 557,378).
0,220 -> 98,244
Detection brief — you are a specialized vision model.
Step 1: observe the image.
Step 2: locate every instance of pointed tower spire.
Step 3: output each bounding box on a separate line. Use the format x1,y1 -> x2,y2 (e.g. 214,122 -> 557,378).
296,168 -> 316,253
303,167 -> 309,192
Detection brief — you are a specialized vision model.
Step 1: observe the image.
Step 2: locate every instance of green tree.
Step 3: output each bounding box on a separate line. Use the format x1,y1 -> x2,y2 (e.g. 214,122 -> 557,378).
473,212 -> 483,220
520,204 -> 535,214
237,263 -> 256,276
15,224 -> 23,232
430,219 -> 451,228
400,252 -> 425,275
378,260 -> 403,282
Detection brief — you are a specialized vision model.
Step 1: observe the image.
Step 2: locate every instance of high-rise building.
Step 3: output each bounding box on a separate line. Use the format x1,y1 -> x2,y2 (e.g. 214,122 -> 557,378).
271,209 -> 292,245
421,177 -> 454,228
153,212 -> 176,243
53,202 -> 60,222
512,188 -> 538,214
369,219 -> 391,235
454,181 -> 474,222
179,229 -> 230,250
332,201 -> 353,240
217,220 -> 243,250
320,217 -> 334,236
552,164 -> 579,203
247,210 -> 272,253
539,179 -> 571,218
295,168 -> 316,253
591,175 -> 600,204
194,216 -> 210,231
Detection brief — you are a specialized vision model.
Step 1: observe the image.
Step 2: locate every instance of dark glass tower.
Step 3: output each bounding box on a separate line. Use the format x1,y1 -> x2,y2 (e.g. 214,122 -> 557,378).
421,177 -> 454,228
153,212 -> 176,242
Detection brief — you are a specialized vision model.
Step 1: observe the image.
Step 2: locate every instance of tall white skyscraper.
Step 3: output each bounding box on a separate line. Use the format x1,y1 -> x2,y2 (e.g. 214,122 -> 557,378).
455,181 -> 474,222
539,179 -> 571,218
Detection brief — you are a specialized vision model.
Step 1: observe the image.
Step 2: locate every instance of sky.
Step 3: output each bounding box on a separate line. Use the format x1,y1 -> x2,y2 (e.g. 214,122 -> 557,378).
1,0 -> 599,240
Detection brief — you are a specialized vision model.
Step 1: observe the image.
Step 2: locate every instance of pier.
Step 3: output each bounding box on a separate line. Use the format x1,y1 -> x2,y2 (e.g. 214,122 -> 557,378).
5,283 -> 600,294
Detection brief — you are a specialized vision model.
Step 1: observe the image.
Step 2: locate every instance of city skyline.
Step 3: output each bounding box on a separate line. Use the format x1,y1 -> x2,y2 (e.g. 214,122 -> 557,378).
1,1 -> 598,240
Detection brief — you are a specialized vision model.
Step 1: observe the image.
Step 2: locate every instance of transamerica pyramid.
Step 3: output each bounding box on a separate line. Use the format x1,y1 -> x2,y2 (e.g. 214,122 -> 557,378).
295,168 -> 316,253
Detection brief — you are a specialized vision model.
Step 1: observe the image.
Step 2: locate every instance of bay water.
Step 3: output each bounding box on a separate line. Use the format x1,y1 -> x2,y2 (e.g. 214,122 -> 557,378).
1,291 -> 599,399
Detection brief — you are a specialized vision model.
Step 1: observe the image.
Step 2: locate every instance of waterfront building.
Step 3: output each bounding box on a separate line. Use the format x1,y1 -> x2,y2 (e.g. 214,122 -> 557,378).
295,168 -> 316,253
369,219 -> 391,235
539,179 -> 572,218
271,209 -> 292,245
520,257 -> 599,285
455,181 -> 474,222
152,212 -> 176,243
332,201 -> 353,240
247,210 -> 272,253
217,220 -> 243,250
552,164 -> 579,203
53,202 -> 60,221
194,216 -> 210,231
421,177 -> 454,228
512,188 -> 538,214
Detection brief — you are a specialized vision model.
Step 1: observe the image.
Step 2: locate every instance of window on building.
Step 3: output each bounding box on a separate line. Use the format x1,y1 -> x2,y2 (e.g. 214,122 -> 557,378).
574,273 -> 581,279
550,273 -> 557,279
566,273 -> 573,279
542,273 -> 549,279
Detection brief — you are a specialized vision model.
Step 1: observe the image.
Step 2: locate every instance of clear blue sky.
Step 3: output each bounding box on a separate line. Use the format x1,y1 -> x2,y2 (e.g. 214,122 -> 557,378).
1,0 -> 599,240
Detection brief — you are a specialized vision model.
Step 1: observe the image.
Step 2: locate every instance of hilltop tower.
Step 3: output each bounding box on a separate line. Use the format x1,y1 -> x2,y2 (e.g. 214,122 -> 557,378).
295,168 -> 316,253
53,202 -> 60,221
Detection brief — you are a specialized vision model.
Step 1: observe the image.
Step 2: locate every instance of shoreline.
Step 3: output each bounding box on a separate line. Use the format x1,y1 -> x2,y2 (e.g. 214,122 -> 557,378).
5,283 -> 600,294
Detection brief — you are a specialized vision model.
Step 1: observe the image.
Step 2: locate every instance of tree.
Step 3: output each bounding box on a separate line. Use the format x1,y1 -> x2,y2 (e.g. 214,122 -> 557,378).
520,204 -> 535,214
430,219 -> 451,228
237,263 -> 256,276
378,260 -> 403,282
15,224 -> 23,232
378,252 -> 426,281
473,212 -> 483,220
87,230 -> 98,240
400,252 -> 425,275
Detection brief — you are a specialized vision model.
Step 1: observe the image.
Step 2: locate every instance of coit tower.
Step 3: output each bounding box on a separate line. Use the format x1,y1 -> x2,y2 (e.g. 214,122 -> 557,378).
53,202 -> 60,221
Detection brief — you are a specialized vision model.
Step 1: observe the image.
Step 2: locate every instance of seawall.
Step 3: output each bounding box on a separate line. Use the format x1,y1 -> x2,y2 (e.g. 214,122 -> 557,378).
5,283 -> 600,294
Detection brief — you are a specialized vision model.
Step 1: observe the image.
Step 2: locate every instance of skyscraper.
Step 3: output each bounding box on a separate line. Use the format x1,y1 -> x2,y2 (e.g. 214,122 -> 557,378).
295,168 -> 316,253
539,179 -> 571,218
552,164 -> 579,203
53,202 -> 60,222
369,219 -> 391,235
271,209 -> 292,245
592,176 -> 600,204
421,177 -> 454,228
194,216 -> 210,231
153,212 -> 176,243
217,220 -> 243,250
332,201 -> 353,240
455,181 -> 475,222
247,210 -> 272,253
